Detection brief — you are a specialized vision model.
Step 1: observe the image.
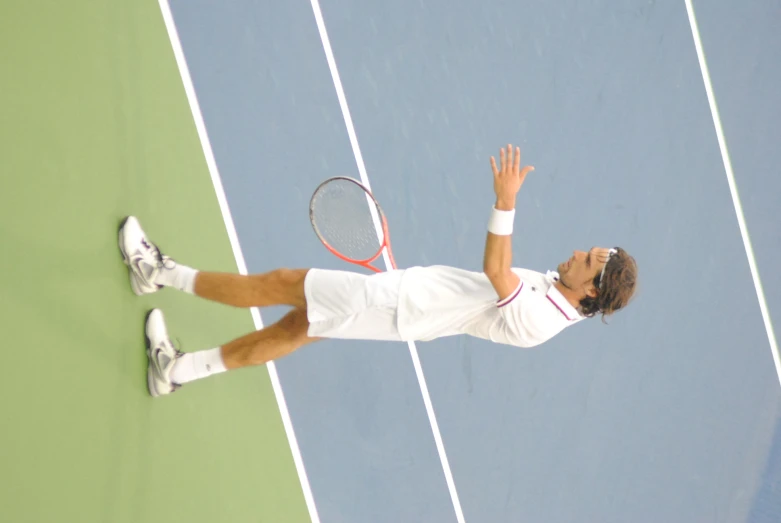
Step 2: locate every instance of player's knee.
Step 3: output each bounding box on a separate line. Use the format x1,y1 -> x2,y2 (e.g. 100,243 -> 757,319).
274,268 -> 305,286
273,268 -> 308,308
280,307 -> 311,344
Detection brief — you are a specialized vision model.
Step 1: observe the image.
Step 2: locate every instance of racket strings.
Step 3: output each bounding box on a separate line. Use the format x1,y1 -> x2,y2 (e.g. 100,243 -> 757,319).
310,179 -> 385,261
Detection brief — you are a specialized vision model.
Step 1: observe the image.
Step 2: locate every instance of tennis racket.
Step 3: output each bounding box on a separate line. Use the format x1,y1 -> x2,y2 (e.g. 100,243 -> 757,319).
309,176 -> 397,273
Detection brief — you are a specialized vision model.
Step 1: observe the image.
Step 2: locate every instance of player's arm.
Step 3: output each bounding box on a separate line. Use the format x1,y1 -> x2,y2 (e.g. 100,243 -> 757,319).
483,144 -> 534,301
483,210 -> 520,300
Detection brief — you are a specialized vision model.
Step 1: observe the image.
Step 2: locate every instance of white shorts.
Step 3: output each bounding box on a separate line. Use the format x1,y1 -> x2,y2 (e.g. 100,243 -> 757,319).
304,268 -> 404,341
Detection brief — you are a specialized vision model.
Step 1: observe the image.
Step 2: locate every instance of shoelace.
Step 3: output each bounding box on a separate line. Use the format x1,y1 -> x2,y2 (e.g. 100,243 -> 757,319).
154,338 -> 183,377
140,238 -> 176,271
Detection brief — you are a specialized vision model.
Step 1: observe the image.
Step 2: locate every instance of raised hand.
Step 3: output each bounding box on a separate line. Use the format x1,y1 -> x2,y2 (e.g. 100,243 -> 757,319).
490,144 -> 534,210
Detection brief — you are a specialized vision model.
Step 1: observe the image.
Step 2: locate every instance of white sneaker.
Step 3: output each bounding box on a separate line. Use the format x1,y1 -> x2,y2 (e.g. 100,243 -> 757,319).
145,309 -> 183,397
118,216 -> 173,295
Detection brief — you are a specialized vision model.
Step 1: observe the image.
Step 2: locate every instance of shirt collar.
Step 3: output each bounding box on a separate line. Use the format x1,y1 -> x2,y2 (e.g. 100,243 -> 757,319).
544,271 -> 584,322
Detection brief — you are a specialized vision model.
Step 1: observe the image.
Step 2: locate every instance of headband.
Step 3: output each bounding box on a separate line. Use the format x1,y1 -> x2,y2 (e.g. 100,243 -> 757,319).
599,248 -> 618,290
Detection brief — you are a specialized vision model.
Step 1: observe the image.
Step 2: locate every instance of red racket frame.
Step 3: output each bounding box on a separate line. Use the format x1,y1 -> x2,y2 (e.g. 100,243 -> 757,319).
309,176 -> 397,273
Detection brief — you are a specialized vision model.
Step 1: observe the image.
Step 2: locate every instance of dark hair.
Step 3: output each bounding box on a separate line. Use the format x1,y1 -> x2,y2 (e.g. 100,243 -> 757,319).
579,247 -> 638,322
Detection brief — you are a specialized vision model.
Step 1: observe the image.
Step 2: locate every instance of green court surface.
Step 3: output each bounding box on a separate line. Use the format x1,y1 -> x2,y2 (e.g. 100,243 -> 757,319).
0,2 -> 310,522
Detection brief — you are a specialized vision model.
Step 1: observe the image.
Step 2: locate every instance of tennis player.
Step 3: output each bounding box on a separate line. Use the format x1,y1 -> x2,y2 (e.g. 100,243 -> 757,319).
119,144 -> 638,396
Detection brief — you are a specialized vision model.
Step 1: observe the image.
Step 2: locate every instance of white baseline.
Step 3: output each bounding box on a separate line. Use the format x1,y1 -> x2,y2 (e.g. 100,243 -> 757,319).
157,1 -> 321,521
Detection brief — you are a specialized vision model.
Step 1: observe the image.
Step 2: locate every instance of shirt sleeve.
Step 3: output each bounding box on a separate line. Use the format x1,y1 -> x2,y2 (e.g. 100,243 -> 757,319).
496,279 -> 524,307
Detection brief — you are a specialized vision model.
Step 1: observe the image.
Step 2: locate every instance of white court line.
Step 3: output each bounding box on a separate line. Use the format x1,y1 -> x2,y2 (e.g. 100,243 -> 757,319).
308,1 -> 467,522
684,0 -> 781,387
157,2 -> 321,522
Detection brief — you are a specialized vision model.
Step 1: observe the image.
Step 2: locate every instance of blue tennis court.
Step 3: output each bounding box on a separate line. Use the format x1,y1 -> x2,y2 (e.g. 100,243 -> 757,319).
165,0 -> 781,521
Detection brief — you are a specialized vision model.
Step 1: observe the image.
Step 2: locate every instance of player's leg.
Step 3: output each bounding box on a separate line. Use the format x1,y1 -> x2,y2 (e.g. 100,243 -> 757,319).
218,306 -> 316,368
146,307 -> 317,397
119,215 -> 306,308
193,269 -> 307,309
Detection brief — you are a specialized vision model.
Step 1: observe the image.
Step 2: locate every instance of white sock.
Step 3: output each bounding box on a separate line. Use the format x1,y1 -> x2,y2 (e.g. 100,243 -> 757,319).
154,263 -> 197,294
170,347 -> 227,385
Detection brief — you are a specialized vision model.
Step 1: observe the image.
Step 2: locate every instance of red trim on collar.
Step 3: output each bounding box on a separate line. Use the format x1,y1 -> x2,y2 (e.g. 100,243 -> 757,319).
546,295 -> 574,321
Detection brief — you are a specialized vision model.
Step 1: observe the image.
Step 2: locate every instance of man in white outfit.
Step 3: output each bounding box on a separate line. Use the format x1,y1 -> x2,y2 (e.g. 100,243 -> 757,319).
119,145 -> 638,397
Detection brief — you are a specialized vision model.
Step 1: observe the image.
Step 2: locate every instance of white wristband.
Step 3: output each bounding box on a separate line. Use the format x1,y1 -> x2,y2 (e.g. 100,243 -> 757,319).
488,206 -> 515,235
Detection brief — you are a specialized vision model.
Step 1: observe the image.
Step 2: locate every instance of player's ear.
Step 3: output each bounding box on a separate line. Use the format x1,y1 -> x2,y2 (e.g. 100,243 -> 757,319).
584,282 -> 598,299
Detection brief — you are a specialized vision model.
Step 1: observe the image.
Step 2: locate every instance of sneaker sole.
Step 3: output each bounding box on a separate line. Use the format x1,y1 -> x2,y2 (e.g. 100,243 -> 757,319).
144,309 -> 167,398
146,349 -> 158,397
144,309 -> 157,397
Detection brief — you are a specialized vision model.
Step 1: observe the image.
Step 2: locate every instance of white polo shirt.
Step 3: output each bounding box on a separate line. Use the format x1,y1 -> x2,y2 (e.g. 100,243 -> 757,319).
395,265 -> 584,347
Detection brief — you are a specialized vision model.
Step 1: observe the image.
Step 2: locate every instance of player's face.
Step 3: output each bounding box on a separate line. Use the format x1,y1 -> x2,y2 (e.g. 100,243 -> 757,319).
557,247 -> 611,297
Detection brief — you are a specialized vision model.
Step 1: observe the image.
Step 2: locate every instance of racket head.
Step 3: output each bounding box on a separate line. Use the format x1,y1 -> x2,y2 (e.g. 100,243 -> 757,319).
309,176 -> 393,272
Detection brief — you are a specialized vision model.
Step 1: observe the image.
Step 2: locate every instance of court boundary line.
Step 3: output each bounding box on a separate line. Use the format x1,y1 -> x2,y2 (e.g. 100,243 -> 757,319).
684,0 -> 781,387
308,1 -> 467,522
157,2 -> 321,521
